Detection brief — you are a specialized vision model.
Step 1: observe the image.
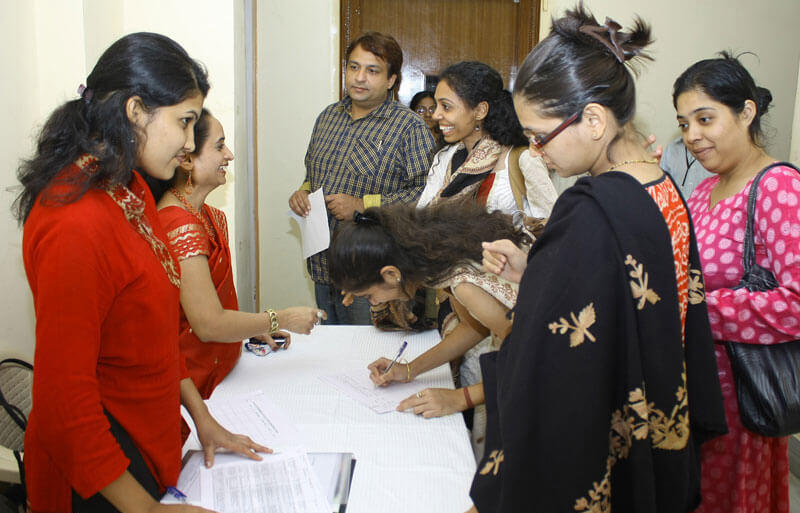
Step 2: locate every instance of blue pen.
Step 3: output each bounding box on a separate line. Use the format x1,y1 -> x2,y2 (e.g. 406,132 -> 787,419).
382,340 -> 408,375
166,486 -> 187,503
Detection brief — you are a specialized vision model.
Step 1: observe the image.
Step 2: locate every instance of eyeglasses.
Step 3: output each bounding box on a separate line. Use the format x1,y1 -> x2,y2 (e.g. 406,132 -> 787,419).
527,111 -> 581,150
415,106 -> 436,115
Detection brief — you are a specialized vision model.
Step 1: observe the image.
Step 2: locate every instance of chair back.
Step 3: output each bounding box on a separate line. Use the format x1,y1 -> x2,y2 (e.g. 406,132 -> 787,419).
0,359 -> 32,452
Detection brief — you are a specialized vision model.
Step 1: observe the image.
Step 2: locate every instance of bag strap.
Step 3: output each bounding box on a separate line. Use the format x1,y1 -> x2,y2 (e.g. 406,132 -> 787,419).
506,146 -> 528,213
741,162 -> 800,273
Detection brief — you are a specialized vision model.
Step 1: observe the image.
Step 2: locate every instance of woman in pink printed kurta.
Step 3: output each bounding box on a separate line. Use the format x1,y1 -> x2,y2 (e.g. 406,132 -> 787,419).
688,166 -> 799,513
676,53 -> 800,513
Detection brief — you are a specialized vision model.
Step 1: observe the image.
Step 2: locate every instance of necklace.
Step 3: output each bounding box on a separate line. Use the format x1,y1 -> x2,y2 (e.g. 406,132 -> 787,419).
607,158 -> 659,172
170,187 -> 215,240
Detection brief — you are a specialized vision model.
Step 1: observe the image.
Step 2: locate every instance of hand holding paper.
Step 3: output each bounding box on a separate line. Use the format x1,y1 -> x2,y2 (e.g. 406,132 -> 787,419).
288,188 -> 330,258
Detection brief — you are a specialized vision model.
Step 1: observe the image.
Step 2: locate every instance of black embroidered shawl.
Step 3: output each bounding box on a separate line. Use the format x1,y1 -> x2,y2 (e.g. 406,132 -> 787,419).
470,172 -> 727,513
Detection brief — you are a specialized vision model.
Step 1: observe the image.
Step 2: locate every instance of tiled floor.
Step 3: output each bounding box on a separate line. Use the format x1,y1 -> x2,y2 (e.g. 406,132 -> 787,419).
792,472 -> 800,513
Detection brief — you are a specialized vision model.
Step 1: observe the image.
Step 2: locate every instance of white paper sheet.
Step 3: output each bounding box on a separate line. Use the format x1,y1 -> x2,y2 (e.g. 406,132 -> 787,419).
202,451 -> 329,513
319,368 -> 429,413
205,391 -> 303,450
288,188 -> 330,258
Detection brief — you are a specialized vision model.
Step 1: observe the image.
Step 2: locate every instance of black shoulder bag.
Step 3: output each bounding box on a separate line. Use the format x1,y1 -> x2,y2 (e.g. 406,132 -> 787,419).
725,162 -> 800,437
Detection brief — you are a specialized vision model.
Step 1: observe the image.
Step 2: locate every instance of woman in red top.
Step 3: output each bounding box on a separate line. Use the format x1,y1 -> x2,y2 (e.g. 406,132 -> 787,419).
16,33 -> 266,513
153,110 -> 323,401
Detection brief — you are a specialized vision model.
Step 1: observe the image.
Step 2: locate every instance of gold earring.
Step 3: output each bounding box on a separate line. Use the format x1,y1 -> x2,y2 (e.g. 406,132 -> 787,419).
184,171 -> 194,195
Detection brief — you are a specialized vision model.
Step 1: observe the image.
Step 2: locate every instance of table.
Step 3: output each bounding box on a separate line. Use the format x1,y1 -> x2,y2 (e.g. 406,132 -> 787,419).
211,325 -> 476,513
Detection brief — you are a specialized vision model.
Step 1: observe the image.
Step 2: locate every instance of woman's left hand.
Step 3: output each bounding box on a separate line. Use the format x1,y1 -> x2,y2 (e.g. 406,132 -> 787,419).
251,330 -> 292,350
397,387 -> 464,418
195,414 -> 272,468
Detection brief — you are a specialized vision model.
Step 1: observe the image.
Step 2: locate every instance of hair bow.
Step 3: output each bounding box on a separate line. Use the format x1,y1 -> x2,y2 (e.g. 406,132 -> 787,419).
77,84 -> 94,102
579,17 -> 631,64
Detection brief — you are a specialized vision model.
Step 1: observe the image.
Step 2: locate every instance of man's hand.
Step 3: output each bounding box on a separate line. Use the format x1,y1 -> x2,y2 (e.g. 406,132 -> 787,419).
289,189 -> 311,216
325,193 -> 364,221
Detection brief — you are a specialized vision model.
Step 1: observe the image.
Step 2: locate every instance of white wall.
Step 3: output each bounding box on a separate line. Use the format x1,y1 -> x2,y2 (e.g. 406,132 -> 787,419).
0,0 -> 241,359
256,0 -> 340,311
539,0 -> 800,160
791,61 -> 800,164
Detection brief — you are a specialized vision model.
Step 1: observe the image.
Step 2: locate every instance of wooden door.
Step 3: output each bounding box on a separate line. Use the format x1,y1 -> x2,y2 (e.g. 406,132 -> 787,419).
340,0 -> 540,106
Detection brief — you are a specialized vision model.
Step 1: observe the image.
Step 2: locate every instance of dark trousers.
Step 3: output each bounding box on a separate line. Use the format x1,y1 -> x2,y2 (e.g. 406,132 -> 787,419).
314,282 -> 372,325
72,411 -> 159,513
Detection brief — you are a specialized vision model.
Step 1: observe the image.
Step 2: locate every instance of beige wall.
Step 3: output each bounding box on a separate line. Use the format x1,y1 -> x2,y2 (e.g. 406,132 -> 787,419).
256,0 -> 340,311
539,0 -> 800,159
0,0 -> 241,359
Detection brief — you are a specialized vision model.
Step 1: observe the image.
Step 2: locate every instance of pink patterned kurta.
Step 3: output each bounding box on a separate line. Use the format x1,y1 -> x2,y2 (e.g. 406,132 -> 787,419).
687,164 -> 800,513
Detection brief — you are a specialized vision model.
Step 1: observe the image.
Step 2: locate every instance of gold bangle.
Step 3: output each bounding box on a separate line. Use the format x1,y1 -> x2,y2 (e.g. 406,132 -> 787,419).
407,362 -> 412,382
266,309 -> 279,334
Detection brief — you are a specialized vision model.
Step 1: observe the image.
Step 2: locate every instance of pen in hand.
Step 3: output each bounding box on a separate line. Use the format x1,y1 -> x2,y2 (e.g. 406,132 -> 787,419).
382,341 -> 408,376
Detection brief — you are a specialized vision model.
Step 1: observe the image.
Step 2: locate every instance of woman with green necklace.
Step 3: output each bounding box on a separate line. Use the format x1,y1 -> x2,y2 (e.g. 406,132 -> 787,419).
153,109 -> 324,406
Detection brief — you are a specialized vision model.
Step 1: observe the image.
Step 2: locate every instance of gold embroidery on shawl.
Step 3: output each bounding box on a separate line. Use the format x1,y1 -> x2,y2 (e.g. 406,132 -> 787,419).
687,267 -> 706,305
548,303 -> 596,347
574,367 -> 690,512
479,450 -> 504,476
625,255 -> 661,309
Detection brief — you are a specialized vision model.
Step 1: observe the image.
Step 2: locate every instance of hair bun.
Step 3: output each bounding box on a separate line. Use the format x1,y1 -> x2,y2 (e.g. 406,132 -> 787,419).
558,5 -> 653,66
755,86 -> 773,116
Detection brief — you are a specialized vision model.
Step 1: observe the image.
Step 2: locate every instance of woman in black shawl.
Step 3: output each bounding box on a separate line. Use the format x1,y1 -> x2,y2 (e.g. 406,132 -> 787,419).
468,6 -> 727,513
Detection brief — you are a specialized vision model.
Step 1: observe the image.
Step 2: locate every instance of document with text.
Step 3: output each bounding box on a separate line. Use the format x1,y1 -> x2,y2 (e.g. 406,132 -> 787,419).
319,367 -> 429,413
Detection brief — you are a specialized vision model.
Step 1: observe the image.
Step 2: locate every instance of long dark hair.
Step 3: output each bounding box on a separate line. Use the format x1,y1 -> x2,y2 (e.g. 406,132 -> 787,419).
329,200 -> 530,292
146,108 -> 213,202
439,61 -> 527,147
672,51 -> 772,146
14,32 -> 209,223
514,4 -> 652,133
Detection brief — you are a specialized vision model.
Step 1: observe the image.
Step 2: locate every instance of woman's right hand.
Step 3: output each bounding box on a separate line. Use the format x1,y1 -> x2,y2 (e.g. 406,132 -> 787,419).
368,357 -> 410,386
482,239 -> 528,284
277,306 -> 326,334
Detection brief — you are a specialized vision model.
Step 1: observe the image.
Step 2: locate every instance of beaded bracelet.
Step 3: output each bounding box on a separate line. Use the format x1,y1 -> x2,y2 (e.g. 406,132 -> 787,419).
266,308 -> 279,334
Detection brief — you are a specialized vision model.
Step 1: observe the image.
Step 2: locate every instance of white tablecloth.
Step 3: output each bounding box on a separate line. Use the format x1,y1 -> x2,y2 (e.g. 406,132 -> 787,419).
211,325 -> 476,513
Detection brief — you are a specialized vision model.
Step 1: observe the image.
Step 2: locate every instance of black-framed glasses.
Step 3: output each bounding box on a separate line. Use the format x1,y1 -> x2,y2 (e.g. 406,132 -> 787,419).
415,106 -> 436,115
527,111 -> 581,150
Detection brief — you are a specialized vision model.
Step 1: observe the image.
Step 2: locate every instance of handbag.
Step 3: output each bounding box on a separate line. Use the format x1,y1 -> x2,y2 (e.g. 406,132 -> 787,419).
724,162 -> 800,437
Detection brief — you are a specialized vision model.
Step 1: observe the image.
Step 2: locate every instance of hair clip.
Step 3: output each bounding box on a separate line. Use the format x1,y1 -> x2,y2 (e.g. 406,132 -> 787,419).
77,84 -> 94,102
579,17 -> 630,64
353,211 -> 377,225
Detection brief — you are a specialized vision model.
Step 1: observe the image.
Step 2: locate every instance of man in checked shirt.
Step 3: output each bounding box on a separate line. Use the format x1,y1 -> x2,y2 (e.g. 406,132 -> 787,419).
289,31 -> 435,324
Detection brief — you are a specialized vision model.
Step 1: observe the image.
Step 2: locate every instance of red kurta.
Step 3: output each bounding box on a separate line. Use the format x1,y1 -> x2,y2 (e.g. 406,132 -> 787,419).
23,165 -> 183,512
159,204 -> 241,399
